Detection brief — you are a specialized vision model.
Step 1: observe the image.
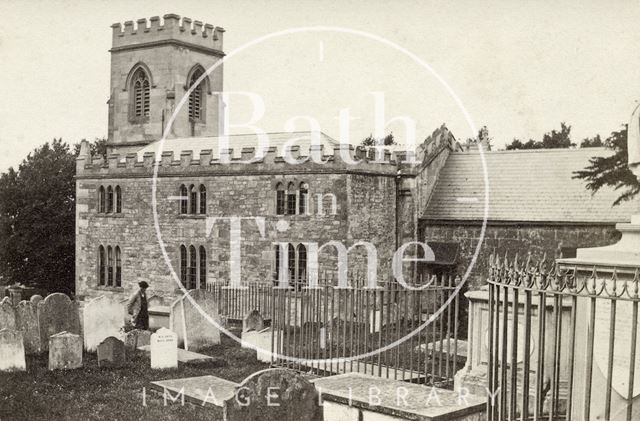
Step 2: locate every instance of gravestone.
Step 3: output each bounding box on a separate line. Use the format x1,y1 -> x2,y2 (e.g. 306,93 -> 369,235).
150,327 -> 178,369
83,295 -> 124,352
0,329 -> 26,371
38,293 -> 81,351
15,300 -> 41,354
243,310 -> 265,332
241,328 -> 277,363
170,290 -> 221,351
48,331 -> 82,370
0,296 -> 16,331
30,294 -> 43,307
124,329 -> 151,356
97,336 -> 125,368
223,368 -> 322,421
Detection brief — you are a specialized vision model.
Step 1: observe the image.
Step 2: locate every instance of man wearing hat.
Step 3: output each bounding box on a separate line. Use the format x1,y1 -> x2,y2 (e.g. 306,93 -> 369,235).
126,281 -> 150,330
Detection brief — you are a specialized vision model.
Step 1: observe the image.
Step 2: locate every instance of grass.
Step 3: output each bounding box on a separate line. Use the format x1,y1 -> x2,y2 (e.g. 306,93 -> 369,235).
0,334 -> 269,421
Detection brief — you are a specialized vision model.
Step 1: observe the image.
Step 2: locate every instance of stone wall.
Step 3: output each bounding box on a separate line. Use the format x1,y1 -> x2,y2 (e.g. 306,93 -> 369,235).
421,221 -> 622,288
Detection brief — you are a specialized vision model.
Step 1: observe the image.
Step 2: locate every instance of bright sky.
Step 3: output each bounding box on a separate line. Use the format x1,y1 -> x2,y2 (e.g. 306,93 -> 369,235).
1,0 -> 639,171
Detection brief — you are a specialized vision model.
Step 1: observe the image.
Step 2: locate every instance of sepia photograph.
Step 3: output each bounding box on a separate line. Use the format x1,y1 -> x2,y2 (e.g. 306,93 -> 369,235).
0,1 -> 639,420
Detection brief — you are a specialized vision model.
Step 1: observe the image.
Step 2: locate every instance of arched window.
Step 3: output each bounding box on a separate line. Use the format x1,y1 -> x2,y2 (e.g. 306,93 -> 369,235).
131,67 -> 150,118
107,246 -> 114,286
199,185 -> 206,215
115,186 -> 122,213
276,183 -> 286,215
106,186 -> 114,213
180,245 -> 187,287
198,246 -> 207,288
297,244 -> 307,282
189,185 -> 197,215
188,68 -> 205,122
179,185 -> 188,214
286,182 -> 297,215
274,245 -> 281,282
98,245 -> 106,285
299,182 -> 308,215
98,186 -> 105,213
188,245 -> 197,289
115,246 -> 122,287
288,243 -> 296,283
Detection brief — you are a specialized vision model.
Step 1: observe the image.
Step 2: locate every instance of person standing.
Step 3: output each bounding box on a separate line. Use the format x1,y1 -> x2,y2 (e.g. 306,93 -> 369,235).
126,281 -> 150,330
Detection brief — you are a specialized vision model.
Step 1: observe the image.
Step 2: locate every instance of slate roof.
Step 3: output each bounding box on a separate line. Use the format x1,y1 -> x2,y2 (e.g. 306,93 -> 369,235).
132,131 -> 339,161
423,147 -> 636,224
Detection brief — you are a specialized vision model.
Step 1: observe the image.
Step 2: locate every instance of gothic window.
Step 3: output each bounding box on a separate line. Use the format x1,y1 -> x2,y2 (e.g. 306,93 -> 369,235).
188,245 -> 197,290
199,185 -> 207,215
106,186 -> 114,213
180,245 -> 187,287
115,246 -> 122,287
98,245 -> 106,286
297,244 -> 307,282
189,185 -> 197,215
299,183 -> 308,215
115,186 -> 122,213
131,67 -> 150,119
98,186 -> 105,213
286,182 -> 297,215
198,246 -> 207,288
188,68 -> 205,122
288,243 -> 296,282
273,243 -> 308,286
180,185 -> 188,214
276,183 -> 286,215
107,246 -> 114,286
274,245 -> 281,282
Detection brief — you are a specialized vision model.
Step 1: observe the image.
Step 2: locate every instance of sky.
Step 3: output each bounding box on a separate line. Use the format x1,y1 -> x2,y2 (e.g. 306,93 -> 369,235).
0,0 -> 639,171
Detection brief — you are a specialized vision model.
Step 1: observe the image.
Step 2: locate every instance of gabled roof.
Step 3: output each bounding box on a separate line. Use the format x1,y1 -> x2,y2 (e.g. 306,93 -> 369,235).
423,147 -> 636,224
132,131 -> 339,161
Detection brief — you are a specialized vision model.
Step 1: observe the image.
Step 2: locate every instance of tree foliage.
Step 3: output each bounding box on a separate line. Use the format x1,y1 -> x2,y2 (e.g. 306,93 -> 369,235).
573,126 -> 640,205
360,133 -> 396,147
506,122 -> 575,150
580,134 -> 604,148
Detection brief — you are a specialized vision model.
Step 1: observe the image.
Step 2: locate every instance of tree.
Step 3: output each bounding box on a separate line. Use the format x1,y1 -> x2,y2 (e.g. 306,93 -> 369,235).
0,139 -> 76,293
580,134 -> 604,148
573,126 -> 640,205
361,133 -> 396,147
505,122 -> 575,150
505,138 -> 542,150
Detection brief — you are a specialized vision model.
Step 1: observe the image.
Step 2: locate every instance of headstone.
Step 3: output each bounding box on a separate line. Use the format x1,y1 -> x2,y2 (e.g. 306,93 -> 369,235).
97,336 -> 126,368
223,368 -> 322,421
48,331 -> 82,370
243,310 -> 265,332
0,329 -> 26,371
0,296 -> 16,331
150,327 -> 178,369
124,329 -> 151,356
148,295 -> 165,308
30,294 -> 43,307
15,300 -> 41,354
38,293 -> 81,351
170,289 -> 221,351
83,295 -> 125,352
241,327 -> 277,363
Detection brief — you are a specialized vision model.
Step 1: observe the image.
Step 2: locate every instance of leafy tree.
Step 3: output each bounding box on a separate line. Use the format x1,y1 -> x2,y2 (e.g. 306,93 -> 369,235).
580,135 -> 604,148
574,126 -> 640,205
361,133 -> 396,147
505,138 -> 542,150
505,123 -> 575,150
0,139 -> 77,293
74,137 -> 108,160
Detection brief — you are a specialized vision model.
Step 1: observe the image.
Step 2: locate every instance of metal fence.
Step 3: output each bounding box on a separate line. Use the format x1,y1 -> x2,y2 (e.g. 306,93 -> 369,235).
206,281 -> 273,320
270,274 -> 462,386
486,254 -> 640,421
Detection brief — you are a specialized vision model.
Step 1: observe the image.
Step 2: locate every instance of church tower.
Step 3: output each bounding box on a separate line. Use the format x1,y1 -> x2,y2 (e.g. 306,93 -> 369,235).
107,14 -> 225,154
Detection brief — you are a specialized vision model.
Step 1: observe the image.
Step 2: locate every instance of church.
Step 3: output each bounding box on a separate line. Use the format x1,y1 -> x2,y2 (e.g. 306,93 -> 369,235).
74,14 -> 634,301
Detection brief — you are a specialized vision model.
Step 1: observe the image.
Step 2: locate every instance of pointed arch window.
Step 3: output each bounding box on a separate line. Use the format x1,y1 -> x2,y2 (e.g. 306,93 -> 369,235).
98,245 -> 106,286
189,185 -> 197,215
286,182 -> 297,215
115,186 -> 122,213
132,68 -> 150,118
276,183 -> 286,215
188,67 -> 206,122
288,244 -> 296,282
106,186 -> 114,213
107,246 -> 114,286
299,183 -> 308,215
98,186 -> 105,213
199,185 -> 207,215
188,245 -> 197,290
297,244 -> 307,282
115,246 -> 122,287
180,185 -> 188,214
198,246 -> 207,288
180,245 -> 188,287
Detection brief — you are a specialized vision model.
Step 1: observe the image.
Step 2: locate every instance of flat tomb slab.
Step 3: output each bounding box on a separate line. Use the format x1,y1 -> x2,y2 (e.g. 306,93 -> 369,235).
150,375 -> 239,407
312,373 -> 486,421
138,345 -> 214,363
298,360 -> 426,382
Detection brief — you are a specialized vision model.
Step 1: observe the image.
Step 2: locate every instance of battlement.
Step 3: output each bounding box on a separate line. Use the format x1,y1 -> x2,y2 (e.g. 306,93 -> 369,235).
111,14 -> 224,54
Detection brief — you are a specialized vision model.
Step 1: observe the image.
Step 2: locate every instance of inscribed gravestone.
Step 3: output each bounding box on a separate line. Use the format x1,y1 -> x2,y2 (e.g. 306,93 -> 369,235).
38,293 -> 81,351
124,329 -> 151,355
49,331 -> 82,370
0,329 -> 26,371
243,310 -> 265,332
15,300 -> 41,354
223,368 -> 322,421
170,290 -> 221,351
83,295 -> 125,352
150,327 -> 178,369
97,336 -> 126,368
0,297 -> 16,331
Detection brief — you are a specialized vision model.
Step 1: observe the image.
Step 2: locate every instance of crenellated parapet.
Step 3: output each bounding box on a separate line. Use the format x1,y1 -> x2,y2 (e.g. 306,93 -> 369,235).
111,14 -> 224,54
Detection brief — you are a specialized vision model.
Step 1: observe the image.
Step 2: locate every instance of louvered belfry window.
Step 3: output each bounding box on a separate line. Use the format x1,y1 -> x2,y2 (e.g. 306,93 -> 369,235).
132,69 -> 150,118
189,69 -> 204,121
